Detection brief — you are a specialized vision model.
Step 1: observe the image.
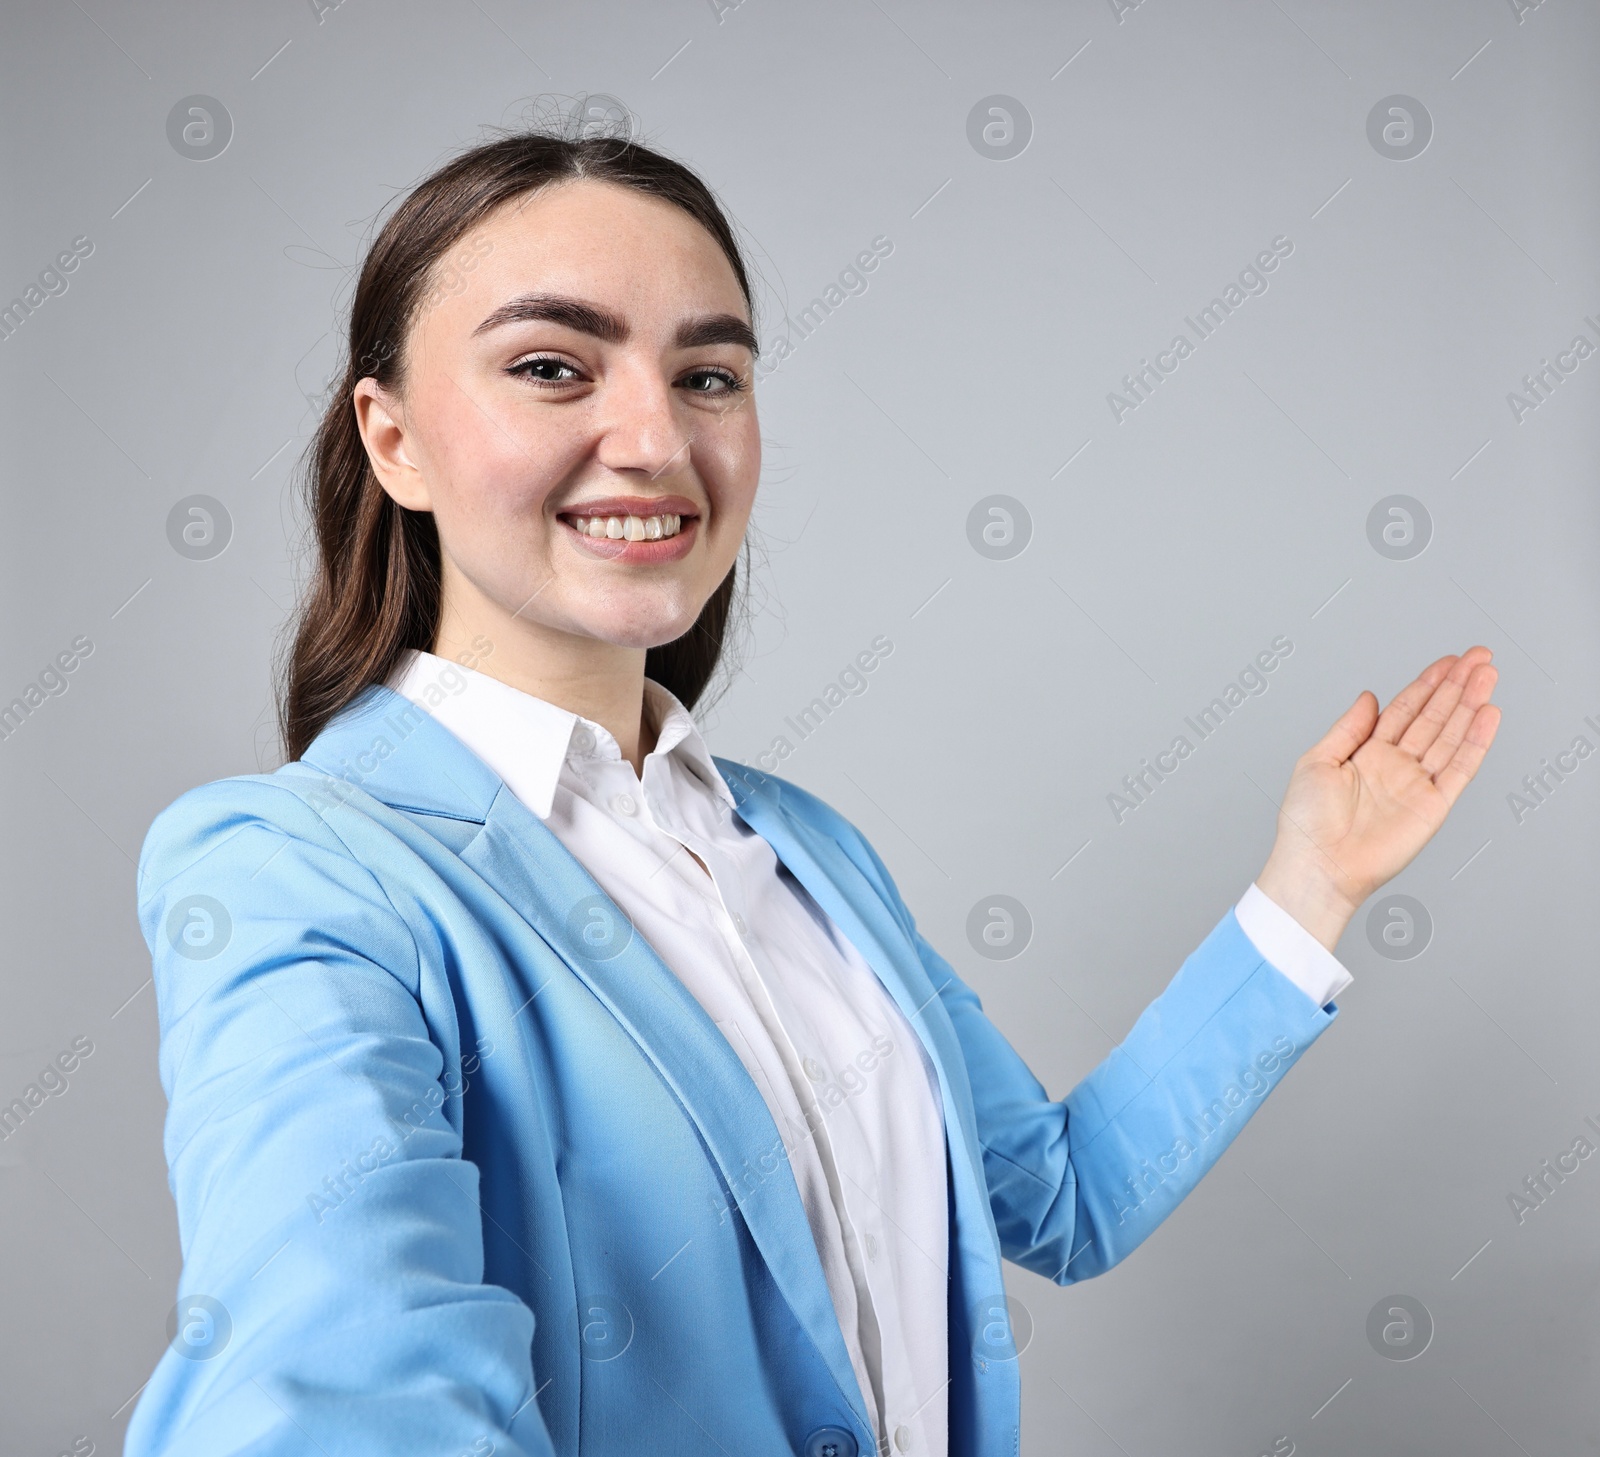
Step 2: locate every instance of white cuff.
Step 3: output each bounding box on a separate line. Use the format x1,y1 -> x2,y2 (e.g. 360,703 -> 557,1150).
1235,882 -> 1353,1010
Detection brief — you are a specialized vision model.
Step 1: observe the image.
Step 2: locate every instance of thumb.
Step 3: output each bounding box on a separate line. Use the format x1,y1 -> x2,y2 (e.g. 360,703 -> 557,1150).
1305,690 -> 1378,767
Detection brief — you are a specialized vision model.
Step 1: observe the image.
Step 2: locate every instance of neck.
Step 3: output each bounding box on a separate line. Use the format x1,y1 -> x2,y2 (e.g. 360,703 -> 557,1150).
434,609 -> 658,777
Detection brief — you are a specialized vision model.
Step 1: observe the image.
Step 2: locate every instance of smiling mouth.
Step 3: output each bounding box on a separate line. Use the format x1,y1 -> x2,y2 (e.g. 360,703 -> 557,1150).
557,510 -> 689,542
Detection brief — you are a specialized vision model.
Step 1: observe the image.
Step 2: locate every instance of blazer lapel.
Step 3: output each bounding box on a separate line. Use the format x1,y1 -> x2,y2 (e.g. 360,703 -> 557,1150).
712,761 -> 996,1256
716,762 -> 1023,1448
466,787 -> 879,1434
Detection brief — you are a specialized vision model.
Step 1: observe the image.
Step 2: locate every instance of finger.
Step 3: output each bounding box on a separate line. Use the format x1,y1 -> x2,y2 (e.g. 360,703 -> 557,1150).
1419,663 -> 1499,776
1395,668 -> 1470,760
1370,654 -> 1459,745
1433,702 -> 1503,810
1305,689 -> 1380,767
1397,651 -> 1494,760
1372,647 -> 1491,745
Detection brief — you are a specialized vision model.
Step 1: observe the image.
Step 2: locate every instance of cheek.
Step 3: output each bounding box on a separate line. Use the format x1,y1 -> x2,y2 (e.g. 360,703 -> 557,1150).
425,386 -> 575,527
699,402 -> 762,526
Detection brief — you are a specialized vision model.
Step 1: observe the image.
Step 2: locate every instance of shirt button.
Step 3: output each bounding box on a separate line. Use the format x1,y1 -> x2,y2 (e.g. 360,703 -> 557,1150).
894,1424 -> 912,1451
864,1232 -> 878,1260
611,792 -> 638,816
803,1427 -> 857,1457
570,725 -> 595,754
802,1056 -> 825,1083
730,911 -> 747,936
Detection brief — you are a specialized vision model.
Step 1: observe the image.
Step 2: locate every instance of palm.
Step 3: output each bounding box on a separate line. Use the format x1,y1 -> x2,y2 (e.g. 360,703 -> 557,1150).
1270,648 -> 1501,915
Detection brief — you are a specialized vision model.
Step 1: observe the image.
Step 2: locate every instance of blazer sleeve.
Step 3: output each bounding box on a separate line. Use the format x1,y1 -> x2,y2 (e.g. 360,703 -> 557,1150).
836,813 -> 1338,1286
125,778 -> 553,1457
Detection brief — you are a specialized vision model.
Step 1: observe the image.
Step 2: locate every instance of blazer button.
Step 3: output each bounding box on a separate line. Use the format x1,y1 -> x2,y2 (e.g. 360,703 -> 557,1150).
803,1426 -> 858,1457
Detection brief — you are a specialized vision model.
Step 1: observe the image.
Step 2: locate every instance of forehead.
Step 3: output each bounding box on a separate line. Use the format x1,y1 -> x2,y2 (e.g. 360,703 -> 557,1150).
454,178 -> 748,316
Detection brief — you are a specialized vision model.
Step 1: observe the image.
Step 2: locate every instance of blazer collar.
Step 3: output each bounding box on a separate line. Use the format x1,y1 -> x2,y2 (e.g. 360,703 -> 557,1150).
299,681 -> 502,821
300,684 -> 1007,1440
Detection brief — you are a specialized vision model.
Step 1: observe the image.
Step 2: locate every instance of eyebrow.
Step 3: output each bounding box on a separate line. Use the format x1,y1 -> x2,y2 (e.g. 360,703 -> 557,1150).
472,292 -> 759,356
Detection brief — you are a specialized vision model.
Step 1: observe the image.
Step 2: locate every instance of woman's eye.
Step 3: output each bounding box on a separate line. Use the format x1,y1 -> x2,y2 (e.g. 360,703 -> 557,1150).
510,356 -> 583,384
680,368 -> 742,395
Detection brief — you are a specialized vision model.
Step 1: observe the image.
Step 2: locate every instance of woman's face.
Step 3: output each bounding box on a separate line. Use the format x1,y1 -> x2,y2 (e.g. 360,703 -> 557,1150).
355,178 -> 760,658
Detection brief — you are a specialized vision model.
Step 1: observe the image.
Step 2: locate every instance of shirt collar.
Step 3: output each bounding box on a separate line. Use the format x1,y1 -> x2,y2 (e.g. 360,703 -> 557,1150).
388,649 -> 737,821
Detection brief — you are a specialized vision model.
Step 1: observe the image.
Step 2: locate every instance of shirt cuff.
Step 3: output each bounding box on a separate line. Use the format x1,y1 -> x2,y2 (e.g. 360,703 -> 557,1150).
1234,881 -> 1353,1010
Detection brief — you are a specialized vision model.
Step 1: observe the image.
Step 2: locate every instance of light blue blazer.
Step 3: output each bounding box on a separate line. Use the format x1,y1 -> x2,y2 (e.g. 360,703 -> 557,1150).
128,684 -> 1337,1457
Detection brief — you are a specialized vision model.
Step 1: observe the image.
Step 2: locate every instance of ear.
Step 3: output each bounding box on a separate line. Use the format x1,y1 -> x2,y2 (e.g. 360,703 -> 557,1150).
353,377 -> 432,511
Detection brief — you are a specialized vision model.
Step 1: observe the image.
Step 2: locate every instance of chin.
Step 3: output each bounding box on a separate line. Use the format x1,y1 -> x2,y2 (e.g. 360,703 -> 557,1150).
582,600 -> 705,651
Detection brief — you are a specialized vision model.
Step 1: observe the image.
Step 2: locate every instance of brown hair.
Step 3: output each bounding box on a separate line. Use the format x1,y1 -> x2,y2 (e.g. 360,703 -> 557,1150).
278,121 -> 756,761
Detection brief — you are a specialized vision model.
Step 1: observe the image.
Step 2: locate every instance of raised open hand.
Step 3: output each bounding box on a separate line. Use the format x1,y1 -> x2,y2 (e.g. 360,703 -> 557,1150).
1255,647 -> 1502,950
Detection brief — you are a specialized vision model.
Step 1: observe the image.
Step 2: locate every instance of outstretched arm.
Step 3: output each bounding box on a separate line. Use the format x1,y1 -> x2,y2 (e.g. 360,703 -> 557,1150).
911,648 -> 1502,1280
127,782 -> 553,1457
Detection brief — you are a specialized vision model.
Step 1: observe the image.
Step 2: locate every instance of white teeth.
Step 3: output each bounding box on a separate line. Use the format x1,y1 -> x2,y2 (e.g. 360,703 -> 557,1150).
571,512 -> 685,541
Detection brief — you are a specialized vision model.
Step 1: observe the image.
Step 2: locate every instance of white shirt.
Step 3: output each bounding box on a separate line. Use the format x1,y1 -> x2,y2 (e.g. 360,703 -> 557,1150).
390,650 -> 1351,1456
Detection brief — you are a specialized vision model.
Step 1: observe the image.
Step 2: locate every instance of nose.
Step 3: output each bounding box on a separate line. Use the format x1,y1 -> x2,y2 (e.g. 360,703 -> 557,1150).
593,362 -> 693,483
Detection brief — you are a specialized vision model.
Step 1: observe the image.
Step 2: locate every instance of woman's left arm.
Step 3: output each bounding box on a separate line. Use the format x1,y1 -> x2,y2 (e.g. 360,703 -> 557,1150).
876,647 -> 1499,1282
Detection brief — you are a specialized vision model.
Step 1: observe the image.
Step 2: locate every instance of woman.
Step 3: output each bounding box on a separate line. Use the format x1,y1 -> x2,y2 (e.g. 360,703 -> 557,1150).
129,127 -> 1500,1457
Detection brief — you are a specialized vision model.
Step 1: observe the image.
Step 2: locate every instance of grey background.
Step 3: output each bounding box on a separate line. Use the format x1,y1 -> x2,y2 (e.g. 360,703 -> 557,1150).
2,1 -> 1596,1452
